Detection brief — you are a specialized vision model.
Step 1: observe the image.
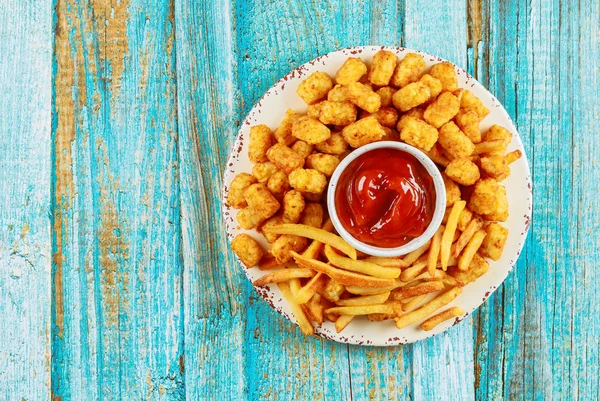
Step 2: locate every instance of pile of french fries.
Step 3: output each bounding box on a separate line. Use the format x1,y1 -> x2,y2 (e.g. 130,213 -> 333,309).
227,50 -> 522,335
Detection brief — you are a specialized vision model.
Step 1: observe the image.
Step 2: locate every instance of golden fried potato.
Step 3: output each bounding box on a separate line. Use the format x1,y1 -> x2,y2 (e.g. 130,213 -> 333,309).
483,185 -> 508,222
266,143 -> 305,174
317,101 -> 357,126
248,124 -> 273,163
460,90 -> 490,119
482,125 -> 512,155
347,82 -> 382,113
449,253 -> 488,285
274,109 -> 301,146
453,88 -> 465,102
302,192 -> 324,202
266,170 -> 290,196
380,126 -> 400,141
300,203 -> 324,228
368,50 -> 398,86
231,234 -> 264,268
429,62 -> 458,92
457,208 -> 473,232
306,153 -> 340,177
376,87 -> 396,107
445,158 -> 480,186
271,234 -> 308,263
307,102 -> 324,119
468,178 -> 500,215
455,109 -> 482,143
260,214 -> 283,243
252,162 -> 279,183
290,140 -> 314,159
443,173 -> 461,207
328,84 -> 350,102
391,52 -> 426,88
245,183 -> 281,219
292,116 -> 331,145
237,207 -> 265,229
342,116 -> 386,148
282,190 -> 306,224
392,82 -> 431,112
289,168 -> 328,194
481,155 -> 510,181
424,92 -> 460,128
335,57 -> 368,85
419,74 -> 443,100
297,71 -> 333,105
438,121 -> 475,159
314,133 -> 349,155
227,173 -> 257,209
360,107 -> 399,128
479,223 -> 509,260
398,116 -> 438,151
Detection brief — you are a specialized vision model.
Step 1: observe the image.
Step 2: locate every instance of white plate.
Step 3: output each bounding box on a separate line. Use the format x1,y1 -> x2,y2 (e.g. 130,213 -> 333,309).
222,46 -> 532,346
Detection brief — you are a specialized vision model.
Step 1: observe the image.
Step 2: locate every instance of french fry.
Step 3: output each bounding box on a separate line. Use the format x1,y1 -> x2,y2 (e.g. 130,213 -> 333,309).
367,313 -> 394,322
413,269 -> 458,287
420,306 -> 464,330
258,257 -> 284,270
263,223 -> 358,259
441,201 -> 466,270
335,315 -> 354,333
321,278 -> 346,302
453,217 -> 483,257
395,287 -> 462,329
278,281 -> 314,335
324,245 -> 401,279
390,280 -> 445,301
326,304 -> 394,316
289,278 -> 302,296
293,273 -> 326,304
301,219 -> 334,259
345,279 -> 404,295
401,294 -> 430,312
336,292 -> 391,306
253,268 -> 316,286
425,150 -> 450,167
402,240 -> 431,266
399,260 -> 428,282
458,229 -> 487,271
292,251 -> 395,288
427,225 -> 444,276
362,256 -> 407,268
505,149 -> 522,165
305,293 -> 324,325
473,140 -> 506,155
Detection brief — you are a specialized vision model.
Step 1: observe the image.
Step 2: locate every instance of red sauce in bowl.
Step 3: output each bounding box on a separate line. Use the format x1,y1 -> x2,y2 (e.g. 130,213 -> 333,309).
335,148 -> 436,248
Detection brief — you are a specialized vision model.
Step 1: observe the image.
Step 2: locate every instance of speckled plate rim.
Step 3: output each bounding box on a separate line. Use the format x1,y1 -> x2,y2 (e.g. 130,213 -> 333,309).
221,46 -> 532,346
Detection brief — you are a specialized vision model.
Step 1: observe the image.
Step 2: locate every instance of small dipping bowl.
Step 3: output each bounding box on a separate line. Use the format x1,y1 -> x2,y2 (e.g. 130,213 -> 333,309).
327,141 -> 447,257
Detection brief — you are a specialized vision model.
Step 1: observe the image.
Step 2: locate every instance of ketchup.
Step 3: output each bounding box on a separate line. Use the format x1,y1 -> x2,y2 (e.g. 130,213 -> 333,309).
335,148 -> 436,248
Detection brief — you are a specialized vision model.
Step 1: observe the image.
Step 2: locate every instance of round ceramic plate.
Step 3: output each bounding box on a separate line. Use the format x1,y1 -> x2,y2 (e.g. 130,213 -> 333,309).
222,46 -> 532,346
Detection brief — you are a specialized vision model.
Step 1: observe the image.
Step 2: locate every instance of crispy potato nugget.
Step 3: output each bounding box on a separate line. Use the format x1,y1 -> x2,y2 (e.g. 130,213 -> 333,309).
266,170 -> 290,196
315,132 -> 348,155
484,185 -> 508,222
252,162 -> 278,183
376,87 -> 396,107
443,173 -> 461,207
468,178 -> 500,215
237,207 -> 264,230
317,101 -> 357,126
307,102 -> 324,119
292,116 -> 331,145
231,234 -> 263,268
480,223 -> 509,260
300,203 -> 324,228
419,74 -> 443,100
482,125 -> 512,155
297,71 -> 333,105
392,82 -> 431,112
379,126 -> 400,141
424,92 -> 460,128
335,57 -> 368,85
438,122 -> 475,159
274,109 -> 301,146
398,116 -> 438,151
260,214 -> 283,243
306,153 -> 340,177
248,124 -> 273,163
245,183 -> 281,219
449,253 -> 488,286
368,50 -> 398,86
460,90 -> 490,119
271,234 -> 308,264
455,109 -> 482,143
481,155 -> 510,181
290,140 -> 314,159
227,173 -> 257,209
342,116 -> 386,148
429,62 -> 458,92
328,84 -> 350,102
391,53 -> 426,88
360,107 -> 399,128
288,168 -> 327,194
282,190 -> 305,224
457,208 -> 473,232
266,143 -> 304,174
445,158 -> 480,186
397,108 -> 425,130
420,306 -> 463,331
347,82 -> 381,113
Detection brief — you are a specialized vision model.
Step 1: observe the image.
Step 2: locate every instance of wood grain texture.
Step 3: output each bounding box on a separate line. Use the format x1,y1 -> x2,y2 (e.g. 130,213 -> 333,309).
0,1 -> 52,400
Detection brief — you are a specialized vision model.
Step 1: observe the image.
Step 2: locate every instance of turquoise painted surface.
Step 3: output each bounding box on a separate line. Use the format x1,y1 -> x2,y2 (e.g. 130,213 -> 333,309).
0,0 -> 599,400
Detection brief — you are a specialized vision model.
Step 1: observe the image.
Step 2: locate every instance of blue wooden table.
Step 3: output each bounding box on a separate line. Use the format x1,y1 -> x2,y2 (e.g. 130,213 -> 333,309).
1,0 -> 599,400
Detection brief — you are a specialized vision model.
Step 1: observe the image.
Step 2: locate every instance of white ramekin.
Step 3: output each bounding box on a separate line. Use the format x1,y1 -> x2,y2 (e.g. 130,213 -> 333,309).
327,141 -> 447,257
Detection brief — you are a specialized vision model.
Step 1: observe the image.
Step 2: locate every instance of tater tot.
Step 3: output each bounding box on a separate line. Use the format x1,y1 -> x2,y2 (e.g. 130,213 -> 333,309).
315,133 -> 349,155
419,74 -> 443,100
342,116 -> 386,148
297,71 -> 334,104
335,57 -> 368,85
429,62 -> 459,92
482,125 -> 512,155
231,234 -> 264,268
266,143 -> 305,174
291,140 -> 314,159
292,116 -> 331,144
380,126 -> 400,141
282,190 -> 306,224
453,89 -> 465,102
248,124 -> 273,163
376,87 -> 396,107
317,101 -> 357,126
271,234 -> 308,263
398,116 -> 438,151
260,214 -> 283,243
307,102 -> 324,119
288,168 -> 328,194
468,178 -> 500,215
449,253 -> 488,285
368,50 -> 398,86
347,82 -> 381,113
438,121 -> 475,159
244,183 -> 281,219
274,109 -> 301,146
461,90 -> 490,119
360,107 -> 399,128
483,185 -> 508,222
424,92 -> 460,128
252,162 -> 279,183
443,173 -> 461,207
328,84 -> 350,102
266,170 -> 290,197
391,53 -> 426,88
479,223 -> 509,261
392,82 -> 431,112
300,203 -> 324,228
445,158 -> 481,186
302,191 -> 324,202
306,153 -> 340,177
455,110 -> 482,143
237,207 -> 265,230
227,173 -> 257,209
481,155 -> 510,181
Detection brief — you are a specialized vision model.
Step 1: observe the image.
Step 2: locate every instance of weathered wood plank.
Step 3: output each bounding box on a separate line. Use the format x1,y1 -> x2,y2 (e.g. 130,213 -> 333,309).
51,1 -> 184,399
0,1 -> 52,399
